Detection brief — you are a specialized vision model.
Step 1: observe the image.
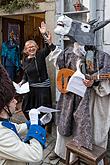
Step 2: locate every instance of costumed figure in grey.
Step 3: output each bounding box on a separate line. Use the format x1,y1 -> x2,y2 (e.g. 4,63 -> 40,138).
49,15 -> 110,164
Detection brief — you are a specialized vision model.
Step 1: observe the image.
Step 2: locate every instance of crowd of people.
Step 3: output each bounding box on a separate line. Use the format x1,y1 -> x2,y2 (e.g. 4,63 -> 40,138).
0,16 -> 110,165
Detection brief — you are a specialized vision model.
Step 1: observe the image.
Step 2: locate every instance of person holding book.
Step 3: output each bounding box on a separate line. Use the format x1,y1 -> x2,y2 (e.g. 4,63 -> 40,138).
0,64 -> 46,165
48,16 -> 110,165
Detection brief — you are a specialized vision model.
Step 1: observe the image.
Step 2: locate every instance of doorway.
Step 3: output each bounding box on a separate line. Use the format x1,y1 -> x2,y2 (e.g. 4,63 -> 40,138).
2,17 -> 24,53
2,12 -> 45,54
1,13 -> 45,82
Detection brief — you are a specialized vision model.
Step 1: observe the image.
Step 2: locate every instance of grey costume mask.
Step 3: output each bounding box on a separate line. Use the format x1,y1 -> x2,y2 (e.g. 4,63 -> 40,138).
54,15 -> 110,45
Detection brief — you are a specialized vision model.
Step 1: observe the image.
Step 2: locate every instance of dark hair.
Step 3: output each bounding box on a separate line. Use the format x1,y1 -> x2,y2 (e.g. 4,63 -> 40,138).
0,64 -> 16,111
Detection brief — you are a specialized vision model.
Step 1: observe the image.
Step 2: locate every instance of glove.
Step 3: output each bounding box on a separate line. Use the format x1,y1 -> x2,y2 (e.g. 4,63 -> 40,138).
40,113 -> 52,125
29,108 -> 40,125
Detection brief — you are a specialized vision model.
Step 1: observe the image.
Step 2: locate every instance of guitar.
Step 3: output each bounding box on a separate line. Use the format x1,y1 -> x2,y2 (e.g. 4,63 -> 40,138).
57,68 -> 75,94
57,68 -> 110,94
85,73 -> 110,80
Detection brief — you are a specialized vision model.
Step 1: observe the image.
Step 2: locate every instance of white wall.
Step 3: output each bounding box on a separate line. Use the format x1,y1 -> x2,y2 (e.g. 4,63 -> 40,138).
83,0 -> 89,9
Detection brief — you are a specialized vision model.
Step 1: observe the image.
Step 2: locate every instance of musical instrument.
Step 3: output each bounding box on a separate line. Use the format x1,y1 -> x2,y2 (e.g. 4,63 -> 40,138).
57,68 -> 75,94
57,68 -> 110,94
85,73 -> 110,80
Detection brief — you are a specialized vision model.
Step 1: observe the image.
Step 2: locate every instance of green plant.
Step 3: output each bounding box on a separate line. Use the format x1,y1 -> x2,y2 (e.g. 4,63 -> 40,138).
1,0 -> 39,13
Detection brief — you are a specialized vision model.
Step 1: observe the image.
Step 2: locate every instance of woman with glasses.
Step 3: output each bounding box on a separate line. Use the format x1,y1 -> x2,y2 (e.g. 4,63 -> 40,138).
19,22 -> 56,134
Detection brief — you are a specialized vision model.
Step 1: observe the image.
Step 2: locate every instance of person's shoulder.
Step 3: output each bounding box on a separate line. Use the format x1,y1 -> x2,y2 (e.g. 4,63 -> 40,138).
36,48 -> 45,56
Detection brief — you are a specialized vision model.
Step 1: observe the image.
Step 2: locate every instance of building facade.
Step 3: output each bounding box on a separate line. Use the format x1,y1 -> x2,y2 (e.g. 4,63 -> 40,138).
0,0 -> 56,106
90,0 -> 110,53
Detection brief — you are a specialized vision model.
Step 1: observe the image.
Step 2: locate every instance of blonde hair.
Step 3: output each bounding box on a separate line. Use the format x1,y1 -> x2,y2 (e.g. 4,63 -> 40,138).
23,40 -> 39,54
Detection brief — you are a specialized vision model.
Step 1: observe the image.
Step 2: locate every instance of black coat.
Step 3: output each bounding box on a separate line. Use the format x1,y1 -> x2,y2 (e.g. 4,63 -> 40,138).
21,44 -> 52,119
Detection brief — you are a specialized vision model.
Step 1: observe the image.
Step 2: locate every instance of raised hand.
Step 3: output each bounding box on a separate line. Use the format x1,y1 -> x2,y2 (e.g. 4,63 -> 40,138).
39,21 -> 52,45
39,21 -> 47,34
44,31 -> 52,45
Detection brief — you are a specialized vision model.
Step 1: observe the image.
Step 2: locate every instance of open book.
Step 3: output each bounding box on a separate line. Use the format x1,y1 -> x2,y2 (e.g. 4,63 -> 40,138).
29,106 -> 61,125
36,106 -> 61,113
13,82 -> 30,94
66,70 -> 87,97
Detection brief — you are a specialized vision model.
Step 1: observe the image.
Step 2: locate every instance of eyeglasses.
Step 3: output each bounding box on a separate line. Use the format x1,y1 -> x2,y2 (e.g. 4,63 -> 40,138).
26,45 -> 36,49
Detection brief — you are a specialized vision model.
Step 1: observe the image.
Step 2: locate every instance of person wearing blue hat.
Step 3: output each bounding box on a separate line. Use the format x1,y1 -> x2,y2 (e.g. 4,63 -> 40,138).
0,64 -> 46,165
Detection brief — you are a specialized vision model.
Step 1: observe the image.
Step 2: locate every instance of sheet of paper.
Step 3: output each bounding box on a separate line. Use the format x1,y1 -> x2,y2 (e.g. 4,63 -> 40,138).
66,70 -> 87,97
13,82 -> 30,94
36,106 -> 61,113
